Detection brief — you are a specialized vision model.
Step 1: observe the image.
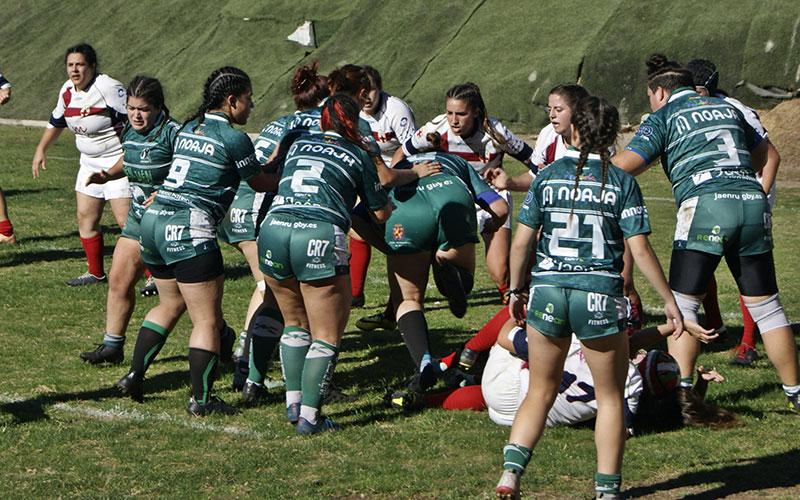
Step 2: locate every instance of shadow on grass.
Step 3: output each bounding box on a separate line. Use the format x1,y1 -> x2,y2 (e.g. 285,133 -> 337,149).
3,187 -> 60,197
0,225 -> 121,267
625,448 -> 800,498
0,369 -> 188,425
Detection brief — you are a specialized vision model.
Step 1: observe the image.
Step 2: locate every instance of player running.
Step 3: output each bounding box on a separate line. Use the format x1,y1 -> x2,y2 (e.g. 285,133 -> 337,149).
495,96 -> 682,500
78,76 -> 183,365
31,43 -> 131,285
116,67 -> 278,416
258,93 -> 392,434
611,62 -> 800,411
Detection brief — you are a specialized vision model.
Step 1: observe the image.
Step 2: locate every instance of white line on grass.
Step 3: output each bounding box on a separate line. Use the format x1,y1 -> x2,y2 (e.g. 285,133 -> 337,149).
0,393 -> 278,439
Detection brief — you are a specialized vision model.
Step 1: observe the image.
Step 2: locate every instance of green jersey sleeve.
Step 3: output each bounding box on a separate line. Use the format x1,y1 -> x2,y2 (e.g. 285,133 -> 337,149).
227,131 -> 261,181
517,176 -> 543,229
356,148 -> 389,210
625,113 -> 667,165
617,172 -> 651,238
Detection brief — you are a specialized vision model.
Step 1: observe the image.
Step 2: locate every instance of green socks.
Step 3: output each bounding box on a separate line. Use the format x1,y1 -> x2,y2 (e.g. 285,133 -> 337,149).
595,472 -> 621,496
300,340 -> 339,425
188,347 -> 218,405
503,443 -> 532,475
279,326 -> 311,407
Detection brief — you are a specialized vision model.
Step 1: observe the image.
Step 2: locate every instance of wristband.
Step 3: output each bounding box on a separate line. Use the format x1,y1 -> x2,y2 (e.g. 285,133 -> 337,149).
504,287 -> 525,298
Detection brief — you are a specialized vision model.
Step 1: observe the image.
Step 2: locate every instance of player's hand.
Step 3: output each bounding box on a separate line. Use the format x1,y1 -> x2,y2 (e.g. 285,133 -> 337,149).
32,150 -> 46,178
508,291 -> 527,326
664,300 -> 684,339
143,191 -> 157,207
697,365 -> 725,383
86,171 -> 109,186
411,160 -> 440,178
682,320 -> 719,344
0,87 -> 10,105
486,168 -> 509,190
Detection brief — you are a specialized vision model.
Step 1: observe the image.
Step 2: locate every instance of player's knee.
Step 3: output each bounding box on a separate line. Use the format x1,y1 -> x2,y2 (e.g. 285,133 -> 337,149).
672,291 -> 702,324
744,294 -> 790,334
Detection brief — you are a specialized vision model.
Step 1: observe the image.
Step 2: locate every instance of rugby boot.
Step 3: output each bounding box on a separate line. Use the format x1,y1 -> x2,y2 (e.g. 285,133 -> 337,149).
187,396 -> 238,417
66,272 -> 107,286
241,380 -> 269,407
295,416 -> 339,435
139,276 -> 158,297
80,343 -> 123,365
116,370 -> 144,403
495,469 -> 520,500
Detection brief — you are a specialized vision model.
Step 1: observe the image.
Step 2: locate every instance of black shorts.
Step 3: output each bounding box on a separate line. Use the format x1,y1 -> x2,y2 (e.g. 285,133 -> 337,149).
669,249 -> 778,296
148,249 -> 224,283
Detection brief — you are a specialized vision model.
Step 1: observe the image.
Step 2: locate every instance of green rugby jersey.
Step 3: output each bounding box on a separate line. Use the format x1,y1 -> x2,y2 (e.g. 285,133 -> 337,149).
626,87 -> 763,206
254,114 -> 295,163
156,112 -> 262,222
277,105 -> 380,160
394,151 -> 496,202
519,150 -> 650,295
121,114 -> 180,209
268,131 -> 388,230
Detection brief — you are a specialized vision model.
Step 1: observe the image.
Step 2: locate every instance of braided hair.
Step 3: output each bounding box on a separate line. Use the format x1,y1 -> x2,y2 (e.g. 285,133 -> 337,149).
645,53 -> 681,77
320,93 -> 368,151
127,75 -> 169,118
186,66 -> 251,130
445,82 -> 507,146
291,61 -> 329,110
645,54 -> 693,93
569,96 -> 620,217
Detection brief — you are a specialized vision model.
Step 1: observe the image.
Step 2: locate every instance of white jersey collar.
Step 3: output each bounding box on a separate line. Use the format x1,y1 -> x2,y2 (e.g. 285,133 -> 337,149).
668,87 -> 697,103
564,149 -> 601,161
204,112 -> 230,123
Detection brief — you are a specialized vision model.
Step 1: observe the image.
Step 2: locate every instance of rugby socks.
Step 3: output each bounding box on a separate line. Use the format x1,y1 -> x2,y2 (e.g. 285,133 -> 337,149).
300,340 -> 339,425
679,376 -> 694,389
130,321 -> 170,375
503,443 -> 532,474
0,219 -> 13,237
702,276 -> 723,329
465,307 -> 511,352
80,234 -> 105,278
349,237 -> 371,299
188,347 -> 218,405
103,333 -> 125,351
424,385 -> 486,411
280,326 -> 312,408
143,267 -> 152,279
739,296 -> 757,349
247,304 -> 284,384
782,384 -> 800,398
397,310 -> 430,367
595,472 -> 622,497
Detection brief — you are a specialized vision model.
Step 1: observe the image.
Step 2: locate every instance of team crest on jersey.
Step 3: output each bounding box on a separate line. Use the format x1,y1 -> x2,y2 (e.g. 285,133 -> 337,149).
392,224 -> 405,240
636,125 -> 654,138
80,106 -> 91,118
140,148 -> 151,161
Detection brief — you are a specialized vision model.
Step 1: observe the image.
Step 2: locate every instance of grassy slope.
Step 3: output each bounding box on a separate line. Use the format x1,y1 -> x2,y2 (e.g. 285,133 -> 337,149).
1,125 -> 800,497
2,2 -> 799,130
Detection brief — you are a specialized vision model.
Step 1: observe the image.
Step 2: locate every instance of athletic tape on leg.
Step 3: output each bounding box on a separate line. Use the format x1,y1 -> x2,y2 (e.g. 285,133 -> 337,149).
673,291 -> 702,324
745,294 -> 790,334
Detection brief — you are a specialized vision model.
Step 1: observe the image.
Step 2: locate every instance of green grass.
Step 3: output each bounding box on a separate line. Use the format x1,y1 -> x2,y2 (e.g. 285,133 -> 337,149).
1,124 -> 800,498
2,1 -> 799,130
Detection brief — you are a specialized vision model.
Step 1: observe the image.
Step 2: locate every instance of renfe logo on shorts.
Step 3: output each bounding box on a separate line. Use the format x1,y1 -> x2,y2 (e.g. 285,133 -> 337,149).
165,225 -> 185,241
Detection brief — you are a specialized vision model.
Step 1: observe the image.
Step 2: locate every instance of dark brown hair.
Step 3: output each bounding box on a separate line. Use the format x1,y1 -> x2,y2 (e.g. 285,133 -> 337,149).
291,62 -> 329,110
327,64 -> 371,98
445,82 -> 506,146
127,75 -> 168,118
186,66 -> 251,129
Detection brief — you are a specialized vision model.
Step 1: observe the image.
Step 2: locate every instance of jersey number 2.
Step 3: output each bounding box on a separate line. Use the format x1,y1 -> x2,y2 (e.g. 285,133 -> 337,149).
291,159 -> 324,194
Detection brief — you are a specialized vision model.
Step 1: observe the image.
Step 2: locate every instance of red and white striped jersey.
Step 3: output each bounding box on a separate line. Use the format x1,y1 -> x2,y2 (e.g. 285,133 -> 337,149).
359,91 -> 416,165
403,114 -> 534,174
531,123 -> 566,168
48,74 -> 127,158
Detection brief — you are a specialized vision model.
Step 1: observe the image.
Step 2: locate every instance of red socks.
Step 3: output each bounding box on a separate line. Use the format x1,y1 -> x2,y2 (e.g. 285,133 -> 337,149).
465,307 -> 511,353
144,267 -> 152,279
0,219 -> 13,237
424,385 -> 486,411
702,275 -> 723,329
739,296 -> 757,348
80,234 -> 105,277
349,237 -> 371,298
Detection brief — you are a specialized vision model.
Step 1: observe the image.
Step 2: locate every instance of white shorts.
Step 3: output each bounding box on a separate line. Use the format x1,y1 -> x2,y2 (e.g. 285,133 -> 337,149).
476,189 -> 512,232
482,345 -> 528,426
75,155 -> 130,200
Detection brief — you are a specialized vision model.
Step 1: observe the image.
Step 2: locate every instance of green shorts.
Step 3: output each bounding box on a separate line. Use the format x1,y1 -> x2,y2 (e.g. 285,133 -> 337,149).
385,179 -> 479,254
673,191 -> 773,256
219,184 -> 267,244
120,202 -> 145,240
257,214 -> 348,282
526,284 -> 626,340
139,202 -> 220,267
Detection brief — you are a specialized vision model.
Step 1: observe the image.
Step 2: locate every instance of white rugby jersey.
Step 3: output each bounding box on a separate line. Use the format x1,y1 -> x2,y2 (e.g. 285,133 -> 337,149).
360,91 -> 416,165
402,114 -> 534,174
48,74 -> 127,158
531,123 -> 566,168
545,335 -> 643,427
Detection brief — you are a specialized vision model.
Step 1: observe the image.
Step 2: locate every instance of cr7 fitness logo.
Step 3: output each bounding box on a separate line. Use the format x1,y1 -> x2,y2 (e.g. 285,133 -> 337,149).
534,302 -> 564,325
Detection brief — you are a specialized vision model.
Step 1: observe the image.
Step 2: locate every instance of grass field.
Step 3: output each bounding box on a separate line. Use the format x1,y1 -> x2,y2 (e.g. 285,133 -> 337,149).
1,124 -> 800,498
